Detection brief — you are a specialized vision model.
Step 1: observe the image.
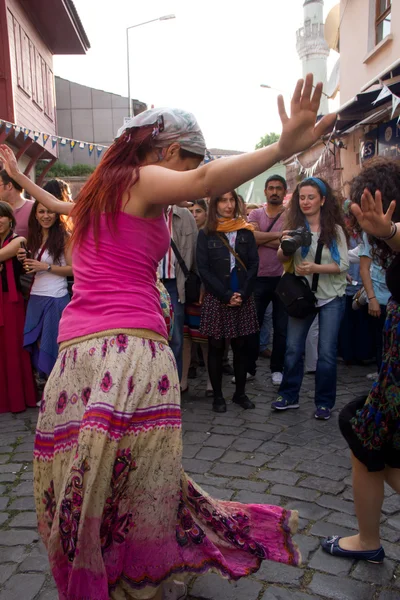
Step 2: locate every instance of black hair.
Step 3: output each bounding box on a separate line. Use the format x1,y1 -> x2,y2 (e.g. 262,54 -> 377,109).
0,169 -> 23,192
265,174 -> 287,191
0,200 -> 16,229
43,179 -> 71,201
193,199 -> 208,212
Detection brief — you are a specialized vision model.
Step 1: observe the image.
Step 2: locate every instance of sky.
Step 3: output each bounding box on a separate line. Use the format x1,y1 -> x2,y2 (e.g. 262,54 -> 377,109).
54,0 -> 339,151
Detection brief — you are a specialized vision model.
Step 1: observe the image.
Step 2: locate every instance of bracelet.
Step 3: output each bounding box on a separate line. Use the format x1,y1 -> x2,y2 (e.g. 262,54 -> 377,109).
377,222 -> 397,241
368,296 -> 376,300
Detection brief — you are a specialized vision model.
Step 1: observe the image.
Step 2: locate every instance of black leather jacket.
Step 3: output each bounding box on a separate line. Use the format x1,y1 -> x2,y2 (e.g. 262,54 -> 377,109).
196,228 -> 259,304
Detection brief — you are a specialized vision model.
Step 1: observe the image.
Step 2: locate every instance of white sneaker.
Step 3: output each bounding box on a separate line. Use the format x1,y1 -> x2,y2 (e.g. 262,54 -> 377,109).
366,372 -> 378,381
231,373 -> 255,384
272,372 -> 283,386
162,580 -> 187,600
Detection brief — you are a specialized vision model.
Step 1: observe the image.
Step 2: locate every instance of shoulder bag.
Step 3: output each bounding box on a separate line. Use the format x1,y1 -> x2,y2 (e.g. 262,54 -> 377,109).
275,241 -> 324,319
170,238 -> 201,304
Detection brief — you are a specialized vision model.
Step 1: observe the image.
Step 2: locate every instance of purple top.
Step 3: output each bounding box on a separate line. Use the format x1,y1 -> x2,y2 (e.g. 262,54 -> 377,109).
248,207 -> 284,278
58,212 -> 170,342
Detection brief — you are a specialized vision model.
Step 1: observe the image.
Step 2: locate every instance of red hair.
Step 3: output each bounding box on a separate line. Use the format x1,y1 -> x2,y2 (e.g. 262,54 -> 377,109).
70,125 -> 156,247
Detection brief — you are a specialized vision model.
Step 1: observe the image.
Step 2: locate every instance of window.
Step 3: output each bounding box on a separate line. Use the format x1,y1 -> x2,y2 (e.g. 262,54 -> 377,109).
376,0 -> 391,44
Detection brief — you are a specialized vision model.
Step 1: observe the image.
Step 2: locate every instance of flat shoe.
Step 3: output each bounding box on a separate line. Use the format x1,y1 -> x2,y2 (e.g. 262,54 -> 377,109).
212,398 -> 227,413
205,390 -> 214,398
321,536 -> 385,563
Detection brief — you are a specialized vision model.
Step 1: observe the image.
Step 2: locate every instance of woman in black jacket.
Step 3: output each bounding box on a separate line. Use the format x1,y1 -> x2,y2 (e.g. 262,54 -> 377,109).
197,191 -> 259,413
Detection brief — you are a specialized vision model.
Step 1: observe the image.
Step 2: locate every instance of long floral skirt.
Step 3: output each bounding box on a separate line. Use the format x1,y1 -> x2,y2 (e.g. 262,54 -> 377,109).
34,332 -> 300,600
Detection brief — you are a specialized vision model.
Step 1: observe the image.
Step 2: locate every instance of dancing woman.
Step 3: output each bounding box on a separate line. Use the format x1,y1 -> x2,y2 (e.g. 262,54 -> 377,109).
0,76 -> 334,600
322,158 -> 400,563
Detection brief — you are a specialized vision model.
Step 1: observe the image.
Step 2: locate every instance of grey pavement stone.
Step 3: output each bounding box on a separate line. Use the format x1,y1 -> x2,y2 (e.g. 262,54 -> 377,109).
255,560 -> 303,584
14,442 -> 34,452
293,534 -> 320,563
323,454 -> 352,469
219,450 -> 248,464
18,552 -> 50,573
257,470 -> 300,486
12,452 -> 33,462
183,432 -> 210,444
242,454 -> 273,467
325,512 -> 359,530
0,563 -> 17,585
382,540 -> 400,562
212,416 -> 245,427
13,481 -> 33,496
296,462 -> 349,481
0,546 -> 28,563
195,447 -> 225,461
308,572 -> 374,600
37,590 -> 58,600
211,463 -> 255,479
210,426 -> 246,436
246,422 -> 283,434
270,485 -> 319,502
230,479 -> 268,493
0,446 -> 13,454
200,486 -> 234,501
309,547 -> 353,576
298,476 -> 346,495
0,512 -> 8,525
0,497 -> 9,510
193,474 -> 228,488
0,573 -> 46,600
380,524 -> 400,543
256,441 -> 288,456
0,463 -> 23,473
182,445 -> 202,459
8,496 -> 36,511
0,455 -> 10,464
315,495 -> 356,515
9,511 -> 37,528
232,437 -> 263,452
387,514 -> 400,530
286,501 -> 330,521
379,593 -> 400,600
351,559 -> 395,585
267,457 -> 301,471
0,530 -> 39,546
310,522 -> 356,539
203,434 -> 237,449
234,491 -> 281,505
261,587 -> 318,600
238,428 -> 271,441
191,572 -> 262,600
382,495 -> 400,515
19,470 -> 34,481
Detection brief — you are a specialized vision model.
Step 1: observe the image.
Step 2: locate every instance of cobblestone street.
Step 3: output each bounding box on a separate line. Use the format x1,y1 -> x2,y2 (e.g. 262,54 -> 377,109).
0,358 -> 399,600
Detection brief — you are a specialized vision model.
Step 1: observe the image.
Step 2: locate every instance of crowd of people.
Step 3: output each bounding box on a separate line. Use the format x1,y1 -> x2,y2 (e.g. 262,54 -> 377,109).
0,74 -> 398,599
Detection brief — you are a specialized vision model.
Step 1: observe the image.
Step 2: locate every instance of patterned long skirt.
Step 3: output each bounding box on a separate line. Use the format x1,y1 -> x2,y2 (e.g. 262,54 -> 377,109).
34,331 -> 299,600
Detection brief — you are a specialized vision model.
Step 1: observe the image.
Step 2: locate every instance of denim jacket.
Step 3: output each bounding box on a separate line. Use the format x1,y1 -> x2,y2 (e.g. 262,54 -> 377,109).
196,228 -> 259,304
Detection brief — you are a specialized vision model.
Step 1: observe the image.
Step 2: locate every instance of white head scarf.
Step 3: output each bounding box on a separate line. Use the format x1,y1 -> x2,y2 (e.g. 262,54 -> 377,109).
116,107 -> 206,157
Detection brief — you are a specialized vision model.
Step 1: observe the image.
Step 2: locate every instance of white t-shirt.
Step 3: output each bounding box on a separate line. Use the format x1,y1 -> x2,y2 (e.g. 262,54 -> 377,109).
31,249 -> 69,298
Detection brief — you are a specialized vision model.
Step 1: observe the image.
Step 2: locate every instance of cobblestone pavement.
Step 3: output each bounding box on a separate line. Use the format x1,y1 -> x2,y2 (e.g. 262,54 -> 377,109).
0,358 -> 399,600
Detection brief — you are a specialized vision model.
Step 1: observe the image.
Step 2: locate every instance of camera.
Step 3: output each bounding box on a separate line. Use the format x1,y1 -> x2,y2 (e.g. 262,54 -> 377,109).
281,227 -> 312,256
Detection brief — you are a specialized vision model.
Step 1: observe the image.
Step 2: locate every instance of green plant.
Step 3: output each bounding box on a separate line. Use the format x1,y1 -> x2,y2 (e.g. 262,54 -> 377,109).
35,160 -> 95,178
255,132 -> 280,150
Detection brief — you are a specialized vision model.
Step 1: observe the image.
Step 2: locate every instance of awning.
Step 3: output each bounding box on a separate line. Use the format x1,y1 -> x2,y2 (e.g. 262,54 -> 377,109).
336,81 -> 400,135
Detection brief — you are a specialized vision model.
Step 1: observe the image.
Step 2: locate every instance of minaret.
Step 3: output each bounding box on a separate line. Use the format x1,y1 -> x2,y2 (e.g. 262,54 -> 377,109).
296,0 -> 330,115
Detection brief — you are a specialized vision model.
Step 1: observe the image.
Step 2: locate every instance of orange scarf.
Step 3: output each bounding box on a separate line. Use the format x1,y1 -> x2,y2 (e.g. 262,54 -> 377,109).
216,217 -> 255,233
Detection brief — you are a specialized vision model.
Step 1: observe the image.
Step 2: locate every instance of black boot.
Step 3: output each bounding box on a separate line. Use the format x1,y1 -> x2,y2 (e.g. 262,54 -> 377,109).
212,397 -> 227,413
232,394 -> 255,410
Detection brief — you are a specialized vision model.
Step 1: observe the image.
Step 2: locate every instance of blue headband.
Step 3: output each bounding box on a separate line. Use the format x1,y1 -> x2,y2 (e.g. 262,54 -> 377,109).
303,177 -> 327,198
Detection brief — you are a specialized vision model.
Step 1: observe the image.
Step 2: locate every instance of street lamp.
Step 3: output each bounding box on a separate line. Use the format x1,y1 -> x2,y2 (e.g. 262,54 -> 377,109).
126,14 -> 176,118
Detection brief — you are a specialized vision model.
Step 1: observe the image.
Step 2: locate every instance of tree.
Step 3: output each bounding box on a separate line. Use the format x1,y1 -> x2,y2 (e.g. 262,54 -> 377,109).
255,132 -> 280,150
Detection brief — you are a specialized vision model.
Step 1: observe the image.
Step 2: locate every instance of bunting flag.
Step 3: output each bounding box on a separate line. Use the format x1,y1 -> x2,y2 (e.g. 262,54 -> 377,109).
60,138 -> 67,146
294,125 -> 337,178
79,142 -> 86,149
5,122 -> 13,134
88,144 -> 94,156
392,94 -> 400,119
52,136 -> 58,148
33,131 -> 40,142
15,126 -> 21,135
23,128 -> 30,140
70,140 -> 77,152
372,85 -> 392,106
43,133 -> 49,146
96,145 -> 103,158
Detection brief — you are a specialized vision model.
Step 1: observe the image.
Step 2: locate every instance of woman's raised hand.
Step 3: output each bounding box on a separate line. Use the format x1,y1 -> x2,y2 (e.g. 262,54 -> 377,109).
278,74 -> 336,159
0,145 -> 20,180
350,188 -> 396,238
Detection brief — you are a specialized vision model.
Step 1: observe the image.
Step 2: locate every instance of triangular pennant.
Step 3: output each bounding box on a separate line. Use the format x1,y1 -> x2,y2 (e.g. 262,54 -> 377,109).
96,145 -> 104,158
52,136 -> 58,148
70,140 -> 77,152
60,138 -> 67,146
33,131 -> 40,142
391,94 -> 400,118
43,133 -> 49,146
88,144 -> 94,156
372,85 -> 392,105
5,122 -> 13,134
23,128 -> 30,140
15,126 -> 21,135
79,142 -> 86,149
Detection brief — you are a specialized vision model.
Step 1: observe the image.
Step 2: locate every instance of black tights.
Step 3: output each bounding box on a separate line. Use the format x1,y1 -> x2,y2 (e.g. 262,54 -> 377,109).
208,336 -> 249,398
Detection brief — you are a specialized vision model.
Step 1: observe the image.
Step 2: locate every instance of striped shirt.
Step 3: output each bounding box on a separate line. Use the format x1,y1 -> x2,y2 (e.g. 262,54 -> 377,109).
158,207 -> 176,279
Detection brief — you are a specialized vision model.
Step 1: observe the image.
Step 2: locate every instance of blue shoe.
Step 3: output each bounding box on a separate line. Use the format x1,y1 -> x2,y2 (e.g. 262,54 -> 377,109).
314,406 -> 331,420
271,397 -> 299,411
321,536 -> 385,563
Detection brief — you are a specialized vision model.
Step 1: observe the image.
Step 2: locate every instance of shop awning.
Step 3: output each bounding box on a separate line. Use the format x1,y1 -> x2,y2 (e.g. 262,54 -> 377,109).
336,81 -> 400,135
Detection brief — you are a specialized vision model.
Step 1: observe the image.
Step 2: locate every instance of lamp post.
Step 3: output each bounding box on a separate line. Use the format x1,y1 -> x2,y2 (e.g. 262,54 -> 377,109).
126,14 -> 176,118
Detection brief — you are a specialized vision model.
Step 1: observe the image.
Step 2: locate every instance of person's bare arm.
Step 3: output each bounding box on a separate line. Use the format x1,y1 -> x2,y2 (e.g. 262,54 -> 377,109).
0,236 -> 26,261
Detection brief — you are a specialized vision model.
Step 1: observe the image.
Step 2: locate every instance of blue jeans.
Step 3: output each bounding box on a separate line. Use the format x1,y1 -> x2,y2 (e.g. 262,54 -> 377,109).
163,279 -> 185,380
278,296 -> 345,409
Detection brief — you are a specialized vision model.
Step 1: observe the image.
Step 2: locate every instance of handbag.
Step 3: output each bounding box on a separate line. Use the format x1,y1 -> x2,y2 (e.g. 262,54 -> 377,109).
170,238 -> 201,304
352,286 -> 368,310
156,275 -> 174,340
275,241 -> 324,319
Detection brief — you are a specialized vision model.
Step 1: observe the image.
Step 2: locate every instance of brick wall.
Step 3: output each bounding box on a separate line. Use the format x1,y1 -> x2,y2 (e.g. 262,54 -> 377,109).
285,142 -> 343,198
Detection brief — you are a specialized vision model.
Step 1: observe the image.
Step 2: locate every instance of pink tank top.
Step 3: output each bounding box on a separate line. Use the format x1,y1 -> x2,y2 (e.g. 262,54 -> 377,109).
58,212 -> 169,342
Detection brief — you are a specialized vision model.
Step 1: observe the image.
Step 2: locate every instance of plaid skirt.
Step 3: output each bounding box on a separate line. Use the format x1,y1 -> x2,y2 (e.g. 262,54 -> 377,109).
199,293 -> 259,340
